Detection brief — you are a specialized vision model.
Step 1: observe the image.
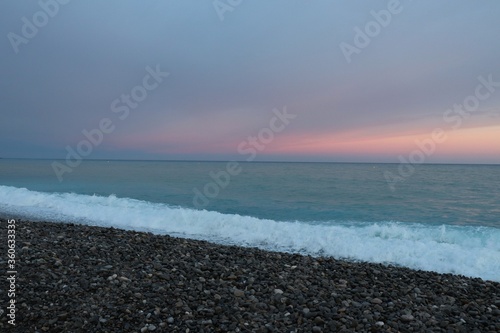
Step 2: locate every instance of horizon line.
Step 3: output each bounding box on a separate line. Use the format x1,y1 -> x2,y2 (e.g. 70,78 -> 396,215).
1,157 -> 499,166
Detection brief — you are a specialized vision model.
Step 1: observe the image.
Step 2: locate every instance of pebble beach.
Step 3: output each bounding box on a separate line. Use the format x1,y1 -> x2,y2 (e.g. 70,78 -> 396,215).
0,219 -> 499,332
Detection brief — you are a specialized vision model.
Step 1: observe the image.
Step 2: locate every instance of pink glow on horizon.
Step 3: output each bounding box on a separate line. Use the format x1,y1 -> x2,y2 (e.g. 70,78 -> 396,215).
248,125 -> 500,160
106,123 -> 500,162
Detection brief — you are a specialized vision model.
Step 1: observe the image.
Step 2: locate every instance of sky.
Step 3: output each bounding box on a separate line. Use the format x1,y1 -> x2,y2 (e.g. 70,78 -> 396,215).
1,0 -> 500,164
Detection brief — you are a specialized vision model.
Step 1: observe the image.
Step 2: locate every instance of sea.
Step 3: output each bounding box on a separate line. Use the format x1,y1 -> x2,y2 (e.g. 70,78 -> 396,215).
1,159 -> 499,282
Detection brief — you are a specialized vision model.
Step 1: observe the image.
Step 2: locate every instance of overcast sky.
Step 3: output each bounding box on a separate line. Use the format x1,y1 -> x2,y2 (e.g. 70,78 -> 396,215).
1,0 -> 500,163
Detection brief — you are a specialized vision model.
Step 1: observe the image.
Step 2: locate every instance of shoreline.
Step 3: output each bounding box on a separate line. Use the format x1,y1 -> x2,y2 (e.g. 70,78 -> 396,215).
0,218 -> 498,332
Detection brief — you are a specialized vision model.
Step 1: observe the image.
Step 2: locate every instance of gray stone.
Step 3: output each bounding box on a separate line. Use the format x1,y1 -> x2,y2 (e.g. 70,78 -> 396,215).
401,314 -> 414,322
234,289 -> 245,297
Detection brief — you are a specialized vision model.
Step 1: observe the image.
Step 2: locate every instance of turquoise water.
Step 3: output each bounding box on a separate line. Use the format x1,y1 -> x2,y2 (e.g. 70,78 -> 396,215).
1,159 -> 499,226
1,159 -> 499,281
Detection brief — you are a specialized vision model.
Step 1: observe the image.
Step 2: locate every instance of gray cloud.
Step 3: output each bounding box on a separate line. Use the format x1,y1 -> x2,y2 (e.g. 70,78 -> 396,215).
1,0 -> 499,162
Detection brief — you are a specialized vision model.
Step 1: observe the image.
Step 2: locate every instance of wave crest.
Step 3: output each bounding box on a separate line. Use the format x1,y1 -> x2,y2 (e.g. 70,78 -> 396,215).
0,185 -> 498,281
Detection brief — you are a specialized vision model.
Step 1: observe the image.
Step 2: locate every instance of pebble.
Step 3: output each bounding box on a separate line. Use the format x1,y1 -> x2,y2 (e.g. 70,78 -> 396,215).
234,289 -> 245,297
3,219 -> 499,333
401,314 -> 415,322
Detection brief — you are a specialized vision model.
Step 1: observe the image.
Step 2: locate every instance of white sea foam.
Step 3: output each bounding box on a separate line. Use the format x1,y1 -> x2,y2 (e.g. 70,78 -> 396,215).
1,185 -> 499,281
